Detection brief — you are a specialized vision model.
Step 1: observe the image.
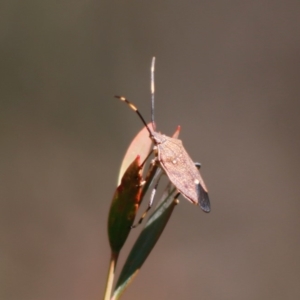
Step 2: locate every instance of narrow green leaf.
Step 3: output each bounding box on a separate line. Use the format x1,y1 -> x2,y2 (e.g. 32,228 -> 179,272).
112,189 -> 179,299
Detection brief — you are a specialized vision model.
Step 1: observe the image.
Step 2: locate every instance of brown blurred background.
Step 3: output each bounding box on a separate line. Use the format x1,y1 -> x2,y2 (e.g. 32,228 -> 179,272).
1,1 -> 300,300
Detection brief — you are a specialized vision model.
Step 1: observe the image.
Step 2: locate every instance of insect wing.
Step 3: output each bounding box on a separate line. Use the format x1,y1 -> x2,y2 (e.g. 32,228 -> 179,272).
196,181 -> 210,212
157,135 -> 210,212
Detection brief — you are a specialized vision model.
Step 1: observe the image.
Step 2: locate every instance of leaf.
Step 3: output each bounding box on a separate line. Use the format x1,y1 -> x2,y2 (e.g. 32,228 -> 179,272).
112,188 -> 179,300
172,125 -> 181,139
109,125 -> 182,296
118,123 -> 153,185
108,156 -> 143,254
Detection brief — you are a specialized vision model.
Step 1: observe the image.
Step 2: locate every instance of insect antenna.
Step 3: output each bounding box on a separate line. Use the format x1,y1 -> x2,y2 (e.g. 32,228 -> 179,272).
114,95 -> 154,138
150,57 -> 156,131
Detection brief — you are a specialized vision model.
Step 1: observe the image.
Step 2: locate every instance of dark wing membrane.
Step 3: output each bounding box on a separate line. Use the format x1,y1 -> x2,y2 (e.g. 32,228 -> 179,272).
196,183 -> 210,212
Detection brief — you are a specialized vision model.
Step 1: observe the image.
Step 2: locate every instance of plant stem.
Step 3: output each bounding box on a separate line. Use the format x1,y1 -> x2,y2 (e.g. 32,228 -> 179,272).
103,251 -> 119,300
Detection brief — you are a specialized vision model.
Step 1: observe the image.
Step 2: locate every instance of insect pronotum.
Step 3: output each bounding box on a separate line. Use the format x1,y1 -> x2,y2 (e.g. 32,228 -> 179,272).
115,57 -> 210,214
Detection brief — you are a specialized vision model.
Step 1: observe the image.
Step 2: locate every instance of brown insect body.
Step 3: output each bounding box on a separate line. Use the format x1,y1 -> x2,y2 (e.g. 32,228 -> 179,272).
151,132 -> 210,212
115,57 -> 210,214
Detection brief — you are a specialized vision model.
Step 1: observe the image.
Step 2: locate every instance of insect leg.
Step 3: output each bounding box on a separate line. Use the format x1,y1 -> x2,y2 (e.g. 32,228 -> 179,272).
140,148 -> 154,169
131,170 -> 164,228
140,160 -> 160,201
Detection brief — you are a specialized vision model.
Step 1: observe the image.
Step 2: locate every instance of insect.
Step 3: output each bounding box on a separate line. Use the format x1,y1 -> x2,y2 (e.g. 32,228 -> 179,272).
115,57 -> 210,215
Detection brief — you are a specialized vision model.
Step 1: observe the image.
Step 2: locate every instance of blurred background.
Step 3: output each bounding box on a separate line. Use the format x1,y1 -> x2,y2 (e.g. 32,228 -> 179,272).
1,1 -> 300,300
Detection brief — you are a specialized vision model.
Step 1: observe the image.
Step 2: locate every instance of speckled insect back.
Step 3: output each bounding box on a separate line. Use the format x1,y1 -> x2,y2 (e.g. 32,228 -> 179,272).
152,131 -> 210,212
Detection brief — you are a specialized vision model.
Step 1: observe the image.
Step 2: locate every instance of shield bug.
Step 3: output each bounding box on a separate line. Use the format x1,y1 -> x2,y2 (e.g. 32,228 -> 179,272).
115,57 -> 210,213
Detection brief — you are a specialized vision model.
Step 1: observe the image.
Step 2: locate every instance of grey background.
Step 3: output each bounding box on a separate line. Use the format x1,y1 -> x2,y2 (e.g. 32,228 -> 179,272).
1,1 -> 300,300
